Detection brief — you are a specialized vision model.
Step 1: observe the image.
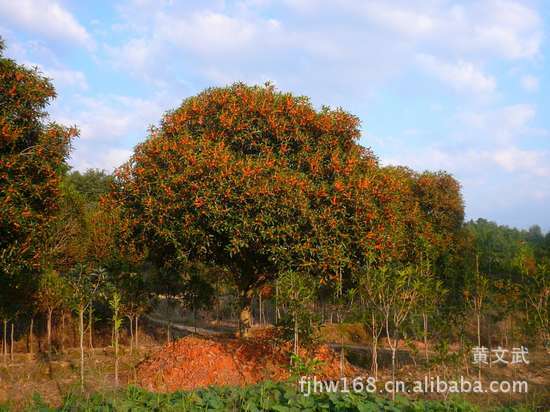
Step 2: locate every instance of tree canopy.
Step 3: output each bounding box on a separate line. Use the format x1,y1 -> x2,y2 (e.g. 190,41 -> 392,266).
112,83 -> 464,329
0,39 -> 75,288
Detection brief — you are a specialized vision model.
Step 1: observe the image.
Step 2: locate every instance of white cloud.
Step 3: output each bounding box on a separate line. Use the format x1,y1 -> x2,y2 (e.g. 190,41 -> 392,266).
492,147 -> 550,177
52,94 -> 171,142
284,0 -> 542,59
160,12 -> 254,54
105,37 -> 159,76
55,94 -> 175,171
520,74 -> 539,92
103,0 -> 542,105
42,67 -> 88,90
417,54 -> 496,95
0,0 -> 94,49
466,0 -> 542,59
0,38 -> 88,91
459,104 -> 536,143
362,2 -> 435,38
69,145 -> 133,172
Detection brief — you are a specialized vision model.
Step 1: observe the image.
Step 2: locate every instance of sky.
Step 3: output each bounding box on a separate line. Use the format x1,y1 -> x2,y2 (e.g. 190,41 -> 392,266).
0,0 -> 548,231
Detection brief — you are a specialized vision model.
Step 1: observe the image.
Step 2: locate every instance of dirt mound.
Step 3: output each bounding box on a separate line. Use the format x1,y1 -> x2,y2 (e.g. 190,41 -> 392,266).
136,335 -> 359,392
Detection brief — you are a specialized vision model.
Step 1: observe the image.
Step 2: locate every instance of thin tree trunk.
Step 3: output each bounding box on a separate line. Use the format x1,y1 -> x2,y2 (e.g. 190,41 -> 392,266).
88,305 -> 94,350
61,311 -> 65,353
10,322 -> 14,361
385,315 -> 397,401
259,293 -> 263,326
128,315 -> 134,354
423,312 -> 429,363
462,333 -> 470,376
371,313 -> 378,379
193,301 -> 197,333
477,312 -> 482,380
47,308 -> 53,354
79,307 -> 85,391
293,311 -> 298,356
391,346 -> 397,401
340,336 -> 344,378
3,319 -> 7,365
135,315 -> 139,349
503,317 -> 509,348
215,293 -> 220,324
114,322 -> 119,386
275,282 -> 280,323
29,317 -> 34,356
487,317 -> 492,363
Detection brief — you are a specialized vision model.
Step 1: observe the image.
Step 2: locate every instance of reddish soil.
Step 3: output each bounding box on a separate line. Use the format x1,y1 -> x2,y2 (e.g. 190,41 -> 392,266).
136,335 -> 359,392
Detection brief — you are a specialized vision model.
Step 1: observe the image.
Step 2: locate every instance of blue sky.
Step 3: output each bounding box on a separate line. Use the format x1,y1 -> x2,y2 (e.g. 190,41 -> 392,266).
1,0 -> 548,230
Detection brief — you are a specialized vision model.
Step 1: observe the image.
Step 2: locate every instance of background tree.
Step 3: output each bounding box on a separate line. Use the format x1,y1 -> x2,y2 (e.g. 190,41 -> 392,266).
104,284 -> 123,386
0,38 -> 75,300
465,256 -> 489,379
416,260 -> 446,364
117,271 -> 151,351
64,265 -> 105,390
180,265 -> 216,333
277,270 -> 318,356
64,169 -> 113,204
35,269 -> 68,353
360,264 -> 421,399
523,263 -> 549,350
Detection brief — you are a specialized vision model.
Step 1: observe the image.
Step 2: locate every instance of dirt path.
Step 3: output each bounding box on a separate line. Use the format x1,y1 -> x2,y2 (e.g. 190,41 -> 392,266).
145,315 -> 231,336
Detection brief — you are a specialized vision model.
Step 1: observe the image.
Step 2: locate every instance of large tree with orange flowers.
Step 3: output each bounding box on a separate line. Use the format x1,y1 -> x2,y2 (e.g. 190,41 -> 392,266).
0,39 -> 75,287
113,83 -> 464,331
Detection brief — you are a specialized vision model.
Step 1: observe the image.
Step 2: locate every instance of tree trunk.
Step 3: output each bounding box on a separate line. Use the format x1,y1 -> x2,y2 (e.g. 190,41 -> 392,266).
79,307 -> 85,391
391,346 -> 397,401
10,322 -> 14,361
259,293 -> 263,326
275,282 -> 280,324
128,315 -> 134,354
29,317 -> 34,356
135,315 -> 139,349
476,312 -> 482,380
340,336 -> 344,378
114,321 -> 119,387
293,311 -> 298,356
216,295 -> 220,325
371,313 -> 378,379
88,305 -> 94,350
423,312 -> 429,363
193,301 -> 197,333
385,316 -> 397,401
47,308 -> 53,354
504,317 -> 509,348
239,291 -> 253,336
3,319 -> 7,365
61,311 -> 65,353
476,312 -> 481,347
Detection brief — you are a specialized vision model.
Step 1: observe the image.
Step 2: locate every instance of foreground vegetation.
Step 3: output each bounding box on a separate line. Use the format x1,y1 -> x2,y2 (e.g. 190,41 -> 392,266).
0,325 -> 547,410
7,382 -> 536,412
